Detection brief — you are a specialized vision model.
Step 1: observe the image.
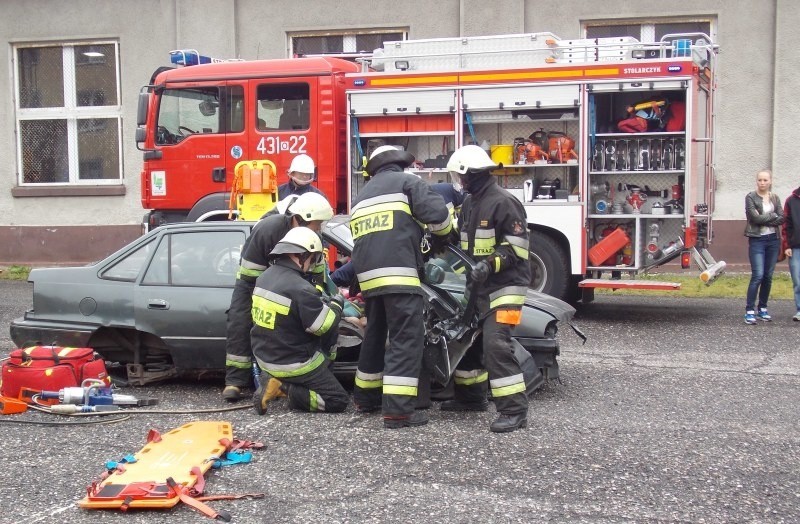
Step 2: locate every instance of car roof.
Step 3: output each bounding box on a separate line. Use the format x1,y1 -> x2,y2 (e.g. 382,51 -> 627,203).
151,221 -> 256,233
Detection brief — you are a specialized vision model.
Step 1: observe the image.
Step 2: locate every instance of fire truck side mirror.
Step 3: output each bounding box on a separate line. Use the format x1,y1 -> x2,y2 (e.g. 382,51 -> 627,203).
137,91 -> 149,127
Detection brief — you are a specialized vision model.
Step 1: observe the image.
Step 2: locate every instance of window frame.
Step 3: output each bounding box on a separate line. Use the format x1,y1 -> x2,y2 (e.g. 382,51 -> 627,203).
583,17 -> 716,44
13,40 -> 123,187
288,28 -> 408,58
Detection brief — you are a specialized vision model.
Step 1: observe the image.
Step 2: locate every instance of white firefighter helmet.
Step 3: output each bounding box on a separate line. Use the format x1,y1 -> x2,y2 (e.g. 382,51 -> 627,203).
287,192 -> 334,222
365,145 -> 414,176
287,154 -> 316,186
446,144 -> 499,175
274,194 -> 300,216
269,226 -> 323,258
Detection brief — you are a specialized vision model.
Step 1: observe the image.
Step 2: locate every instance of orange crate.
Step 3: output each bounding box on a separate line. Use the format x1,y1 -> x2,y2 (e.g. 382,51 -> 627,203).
407,115 -> 454,132
358,116 -> 407,133
589,227 -> 630,266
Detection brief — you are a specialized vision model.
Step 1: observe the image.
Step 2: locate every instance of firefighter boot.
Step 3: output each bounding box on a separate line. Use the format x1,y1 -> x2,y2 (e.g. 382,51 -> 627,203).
222,385 -> 243,402
489,412 -> 528,433
265,378 -> 288,400
440,399 -> 489,412
252,378 -> 269,415
384,410 -> 429,429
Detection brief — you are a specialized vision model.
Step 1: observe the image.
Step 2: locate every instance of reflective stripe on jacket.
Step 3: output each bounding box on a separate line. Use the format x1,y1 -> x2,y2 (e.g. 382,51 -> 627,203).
350,165 -> 450,297
458,178 -> 531,312
250,259 -> 341,373
237,214 -> 293,281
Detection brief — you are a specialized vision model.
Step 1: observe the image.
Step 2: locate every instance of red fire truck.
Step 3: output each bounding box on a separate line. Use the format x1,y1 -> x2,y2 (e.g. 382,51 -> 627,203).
136,33 -> 724,302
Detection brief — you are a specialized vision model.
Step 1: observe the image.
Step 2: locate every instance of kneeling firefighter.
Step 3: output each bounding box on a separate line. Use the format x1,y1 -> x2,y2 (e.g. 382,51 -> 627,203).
251,227 -> 349,414
444,145 -> 532,433
223,192 -> 334,401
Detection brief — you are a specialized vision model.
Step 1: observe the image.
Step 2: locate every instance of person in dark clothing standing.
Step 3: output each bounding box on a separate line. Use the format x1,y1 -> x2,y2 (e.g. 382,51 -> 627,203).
251,227 -> 348,414
277,154 -> 327,201
222,192 -> 333,401
350,145 -> 451,429
782,185 -> 800,321
443,144 -> 532,433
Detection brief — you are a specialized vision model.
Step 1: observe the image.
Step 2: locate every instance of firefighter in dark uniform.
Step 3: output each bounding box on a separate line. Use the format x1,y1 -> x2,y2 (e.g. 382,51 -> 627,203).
443,145 -> 532,433
251,227 -> 349,414
222,192 -> 334,401
350,145 -> 451,429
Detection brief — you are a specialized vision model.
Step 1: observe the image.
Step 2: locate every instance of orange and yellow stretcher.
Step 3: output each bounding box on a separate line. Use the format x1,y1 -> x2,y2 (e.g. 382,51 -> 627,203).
80,421 -> 237,520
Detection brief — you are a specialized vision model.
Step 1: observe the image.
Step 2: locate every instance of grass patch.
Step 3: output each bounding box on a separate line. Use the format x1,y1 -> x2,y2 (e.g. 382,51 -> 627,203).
0,265 -> 31,280
595,271 -> 794,299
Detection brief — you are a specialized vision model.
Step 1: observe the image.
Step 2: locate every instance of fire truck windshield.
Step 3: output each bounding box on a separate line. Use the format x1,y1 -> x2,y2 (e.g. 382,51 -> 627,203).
155,86 -> 244,145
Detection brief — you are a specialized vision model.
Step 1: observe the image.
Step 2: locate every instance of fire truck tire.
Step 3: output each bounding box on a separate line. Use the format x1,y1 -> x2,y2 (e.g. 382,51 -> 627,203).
528,233 -> 570,302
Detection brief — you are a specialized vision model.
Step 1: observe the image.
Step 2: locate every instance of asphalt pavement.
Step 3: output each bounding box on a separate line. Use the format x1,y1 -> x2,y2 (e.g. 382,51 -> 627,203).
0,279 -> 798,523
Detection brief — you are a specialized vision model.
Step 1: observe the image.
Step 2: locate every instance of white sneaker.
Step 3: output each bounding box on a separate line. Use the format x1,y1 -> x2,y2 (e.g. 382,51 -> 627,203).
793,312 -> 800,322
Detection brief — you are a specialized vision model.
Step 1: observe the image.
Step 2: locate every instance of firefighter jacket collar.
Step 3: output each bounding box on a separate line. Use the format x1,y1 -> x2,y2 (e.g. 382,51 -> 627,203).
373,163 -> 406,178
272,256 -> 305,275
463,171 -> 494,196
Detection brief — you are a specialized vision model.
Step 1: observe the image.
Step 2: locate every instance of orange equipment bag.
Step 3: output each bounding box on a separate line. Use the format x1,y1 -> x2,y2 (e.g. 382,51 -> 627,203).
0,346 -> 109,400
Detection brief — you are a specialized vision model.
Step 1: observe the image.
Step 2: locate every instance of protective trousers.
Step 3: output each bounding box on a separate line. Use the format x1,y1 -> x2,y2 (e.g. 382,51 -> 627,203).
353,293 -> 424,417
278,364 -> 349,413
452,300 -> 528,416
224,278 -> 256,387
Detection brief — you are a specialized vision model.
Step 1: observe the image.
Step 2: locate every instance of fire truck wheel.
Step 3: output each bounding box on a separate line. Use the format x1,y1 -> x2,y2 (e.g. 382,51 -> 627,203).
528,233 -> 570,302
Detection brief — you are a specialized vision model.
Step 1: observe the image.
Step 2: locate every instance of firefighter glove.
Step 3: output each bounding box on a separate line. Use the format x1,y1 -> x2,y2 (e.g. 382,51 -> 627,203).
471,260 -> 492,284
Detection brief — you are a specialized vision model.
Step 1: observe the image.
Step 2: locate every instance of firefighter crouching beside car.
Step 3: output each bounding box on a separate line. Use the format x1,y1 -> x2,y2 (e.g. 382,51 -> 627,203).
351,145 -> 451,429
443,145 -> 532,433
251,227 -> 349,414
223,192 -> 334,401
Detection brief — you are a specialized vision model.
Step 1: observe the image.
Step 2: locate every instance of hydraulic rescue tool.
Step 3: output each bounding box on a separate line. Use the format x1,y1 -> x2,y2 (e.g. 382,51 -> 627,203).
36,378 -> 158,411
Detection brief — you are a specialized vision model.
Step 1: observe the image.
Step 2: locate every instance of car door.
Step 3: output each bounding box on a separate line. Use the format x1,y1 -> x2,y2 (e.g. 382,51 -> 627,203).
134,227 -> 247,370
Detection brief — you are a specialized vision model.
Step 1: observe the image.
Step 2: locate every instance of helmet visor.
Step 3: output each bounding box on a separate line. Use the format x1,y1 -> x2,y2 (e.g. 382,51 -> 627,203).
289,171 -> 314,185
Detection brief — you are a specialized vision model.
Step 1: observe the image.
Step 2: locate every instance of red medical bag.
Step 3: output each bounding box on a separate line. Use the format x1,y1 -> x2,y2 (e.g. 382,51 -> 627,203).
1,346 -> 109,400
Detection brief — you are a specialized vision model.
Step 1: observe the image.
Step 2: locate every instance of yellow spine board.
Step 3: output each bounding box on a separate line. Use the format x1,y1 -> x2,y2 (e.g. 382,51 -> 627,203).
232,159 -> 279,220
79,421 -> 232,510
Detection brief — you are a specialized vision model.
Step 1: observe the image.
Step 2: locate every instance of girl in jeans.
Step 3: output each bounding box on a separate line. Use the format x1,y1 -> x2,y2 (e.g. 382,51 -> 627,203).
743,169 -> 784,324
782,185 -> 800,321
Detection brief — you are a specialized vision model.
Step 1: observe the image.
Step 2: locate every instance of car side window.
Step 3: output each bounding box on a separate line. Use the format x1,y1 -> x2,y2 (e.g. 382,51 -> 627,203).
101,239 -> 156,282
142,236 -> 170,285
142,230 -> 245,287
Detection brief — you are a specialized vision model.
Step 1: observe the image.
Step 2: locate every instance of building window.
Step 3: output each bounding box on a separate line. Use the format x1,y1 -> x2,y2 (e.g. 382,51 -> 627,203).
585,19 -> 713,43
14,42 -> 121,185
290,29 -> 406,58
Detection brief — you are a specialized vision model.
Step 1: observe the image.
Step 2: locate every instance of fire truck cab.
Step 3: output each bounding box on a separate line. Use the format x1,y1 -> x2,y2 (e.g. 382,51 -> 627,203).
136,52 -> 361,225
